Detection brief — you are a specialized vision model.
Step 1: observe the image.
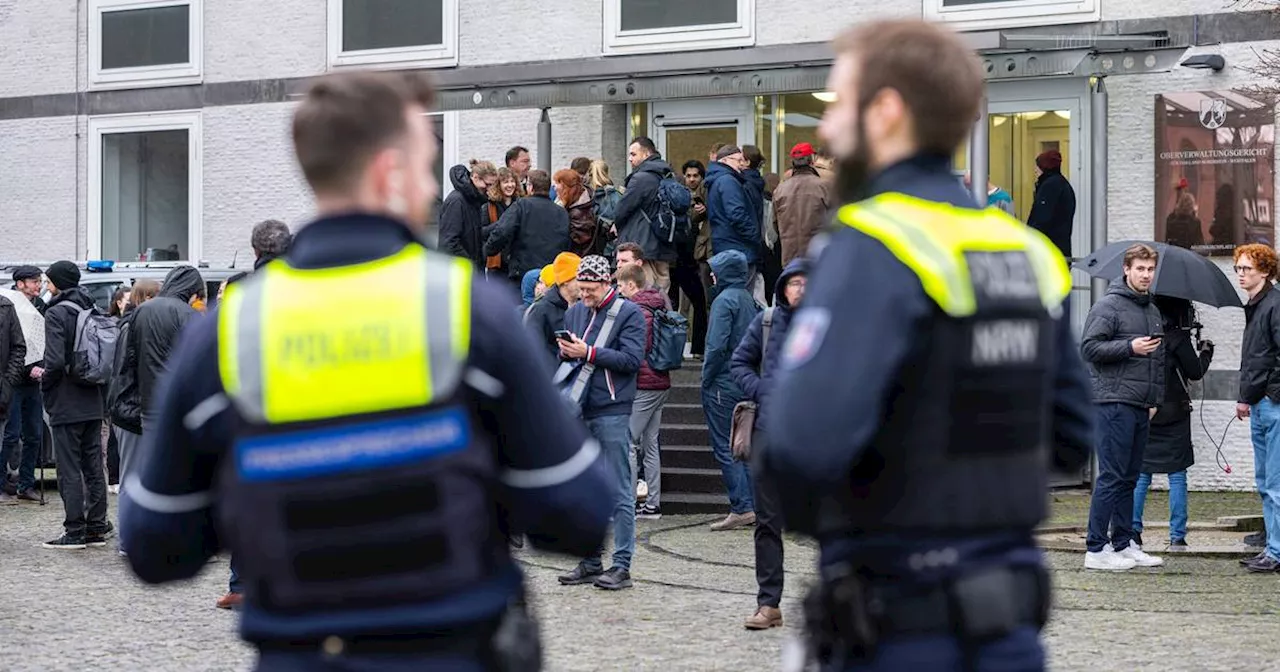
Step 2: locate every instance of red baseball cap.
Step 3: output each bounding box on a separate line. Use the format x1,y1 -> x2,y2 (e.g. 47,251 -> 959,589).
790,142 -> 815,159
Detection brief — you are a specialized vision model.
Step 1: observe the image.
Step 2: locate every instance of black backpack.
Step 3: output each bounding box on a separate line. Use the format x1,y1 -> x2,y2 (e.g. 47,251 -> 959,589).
643,171 -> 694,245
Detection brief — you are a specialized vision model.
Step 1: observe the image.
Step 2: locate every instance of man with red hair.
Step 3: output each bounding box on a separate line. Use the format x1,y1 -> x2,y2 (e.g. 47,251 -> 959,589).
1234,243 -> 1280,572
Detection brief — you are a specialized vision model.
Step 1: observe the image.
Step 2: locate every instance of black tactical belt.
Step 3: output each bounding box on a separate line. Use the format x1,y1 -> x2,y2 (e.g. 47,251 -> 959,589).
866,566 -> 1049,640
255,624 -> 494,657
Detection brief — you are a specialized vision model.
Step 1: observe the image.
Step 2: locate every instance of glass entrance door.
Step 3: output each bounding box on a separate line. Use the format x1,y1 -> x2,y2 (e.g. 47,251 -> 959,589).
660,124 -> 739,176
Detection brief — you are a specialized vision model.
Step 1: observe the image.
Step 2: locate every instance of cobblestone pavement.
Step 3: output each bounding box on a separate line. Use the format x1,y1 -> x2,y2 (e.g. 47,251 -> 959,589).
2,495 -> 1277,671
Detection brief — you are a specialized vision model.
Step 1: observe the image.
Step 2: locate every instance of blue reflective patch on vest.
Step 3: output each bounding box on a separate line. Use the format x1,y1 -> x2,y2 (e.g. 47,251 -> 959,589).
235,409 -> 471,482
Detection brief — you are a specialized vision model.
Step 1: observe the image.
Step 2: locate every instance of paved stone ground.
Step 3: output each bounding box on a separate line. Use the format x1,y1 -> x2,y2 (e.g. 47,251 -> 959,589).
2,494 -> 1277,671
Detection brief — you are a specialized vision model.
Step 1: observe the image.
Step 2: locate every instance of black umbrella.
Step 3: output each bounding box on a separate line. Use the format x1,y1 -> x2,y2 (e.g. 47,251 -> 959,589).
1073,240 -> 1242,308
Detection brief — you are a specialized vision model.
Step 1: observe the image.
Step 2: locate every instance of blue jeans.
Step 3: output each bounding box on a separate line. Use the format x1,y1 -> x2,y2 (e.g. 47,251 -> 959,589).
701,389 -> 755,514
581,414 -> 635,572
1,385 -> 43,492
1086,403 -> 1148,553
1249,398 -> 1280,561
230,554 -> 242,593
1133,471 -> 1188,543
831,626 -> 1044,671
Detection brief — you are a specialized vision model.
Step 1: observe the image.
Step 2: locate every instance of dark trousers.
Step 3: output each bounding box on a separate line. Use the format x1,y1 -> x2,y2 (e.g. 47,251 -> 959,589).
667,261 -> 708,356
1086,403 -> 1148,553
762,242 -> 783,307
52,420 -> 109,537
106,426 -> 120,485
750,432 -> 784,608
2,384 -> 43,492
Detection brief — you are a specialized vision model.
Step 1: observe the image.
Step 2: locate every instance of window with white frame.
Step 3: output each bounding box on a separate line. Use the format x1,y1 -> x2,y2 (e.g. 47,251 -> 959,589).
89,112 -> 203,263
924,0 -> 1099,31
90,0 -> 202,89
329,0 -> 458,69
604,0 -> 754,55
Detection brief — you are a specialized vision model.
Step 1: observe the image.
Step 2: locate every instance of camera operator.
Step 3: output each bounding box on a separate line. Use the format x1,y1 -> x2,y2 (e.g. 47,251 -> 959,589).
1132,296 -> 1213,549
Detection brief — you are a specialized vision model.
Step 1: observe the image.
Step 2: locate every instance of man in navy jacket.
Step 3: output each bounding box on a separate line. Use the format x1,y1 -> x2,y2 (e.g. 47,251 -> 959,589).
555,255 -> 648,591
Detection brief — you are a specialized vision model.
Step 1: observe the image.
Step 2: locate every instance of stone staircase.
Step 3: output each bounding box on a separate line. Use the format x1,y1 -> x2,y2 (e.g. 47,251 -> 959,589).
653,366 -> 730,515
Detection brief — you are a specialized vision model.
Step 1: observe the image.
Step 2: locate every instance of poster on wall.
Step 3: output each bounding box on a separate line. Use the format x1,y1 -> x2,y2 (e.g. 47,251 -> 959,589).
1154,90 -> 1275,256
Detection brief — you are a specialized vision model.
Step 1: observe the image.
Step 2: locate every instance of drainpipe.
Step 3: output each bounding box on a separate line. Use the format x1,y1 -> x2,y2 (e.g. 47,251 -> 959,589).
968,96 -> 989,207
1090,78 -> 1108,304
537,108 -> 552,175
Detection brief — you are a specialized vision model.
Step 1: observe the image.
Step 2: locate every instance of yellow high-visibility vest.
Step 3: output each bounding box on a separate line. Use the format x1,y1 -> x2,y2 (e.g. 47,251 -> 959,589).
218,244 -> 473,425
837,192 -> 1072,317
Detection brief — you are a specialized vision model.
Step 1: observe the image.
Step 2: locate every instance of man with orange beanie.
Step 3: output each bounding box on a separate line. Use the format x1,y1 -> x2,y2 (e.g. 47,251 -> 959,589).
524,252 -> 581,362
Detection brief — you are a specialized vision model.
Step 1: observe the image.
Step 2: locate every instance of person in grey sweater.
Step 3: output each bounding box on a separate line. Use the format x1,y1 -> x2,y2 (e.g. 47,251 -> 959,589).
1079,243 -> 1166,572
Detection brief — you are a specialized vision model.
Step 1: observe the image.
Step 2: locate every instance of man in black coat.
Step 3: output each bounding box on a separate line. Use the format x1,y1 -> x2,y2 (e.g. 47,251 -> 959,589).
40,261 -> 110,549
613,137 -> 677,292
2,265 -> 44,502
0,294 -> 27,501
483,169 -> 570,280
1027,149 -> 1076,258
438,163 -> 496,266
131,265 -> 205,431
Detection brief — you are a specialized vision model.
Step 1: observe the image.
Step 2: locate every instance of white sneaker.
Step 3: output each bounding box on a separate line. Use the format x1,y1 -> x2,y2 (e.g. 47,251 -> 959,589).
1116,543 -> 1163,567
1084,548 -> 1137,571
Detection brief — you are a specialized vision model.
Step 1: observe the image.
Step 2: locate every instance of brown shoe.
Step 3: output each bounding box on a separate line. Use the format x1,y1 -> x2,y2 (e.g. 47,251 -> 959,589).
215,592 -> 243,610
745,606 -> 783,630
710,512 -> 756,531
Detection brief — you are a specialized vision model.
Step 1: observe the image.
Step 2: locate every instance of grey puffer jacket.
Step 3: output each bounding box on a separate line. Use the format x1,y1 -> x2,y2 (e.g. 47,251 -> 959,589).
1080,277 -> 1165,408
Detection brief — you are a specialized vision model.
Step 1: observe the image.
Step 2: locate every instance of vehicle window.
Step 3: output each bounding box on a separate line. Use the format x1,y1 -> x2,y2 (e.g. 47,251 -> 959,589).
85,282 -> 125,313
205,280 -> 223,310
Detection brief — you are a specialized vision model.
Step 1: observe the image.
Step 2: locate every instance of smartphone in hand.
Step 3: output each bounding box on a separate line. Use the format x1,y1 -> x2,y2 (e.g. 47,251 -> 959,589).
554,330 -> 574,342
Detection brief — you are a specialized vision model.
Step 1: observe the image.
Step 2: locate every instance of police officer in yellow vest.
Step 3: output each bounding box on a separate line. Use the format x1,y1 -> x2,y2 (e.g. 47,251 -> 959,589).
761,20 -> 1094,671
120,71 -> 615,671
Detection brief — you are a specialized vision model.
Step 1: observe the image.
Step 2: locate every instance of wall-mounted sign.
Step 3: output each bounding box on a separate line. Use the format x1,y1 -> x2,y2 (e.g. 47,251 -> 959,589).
1154,90 -> 1275,256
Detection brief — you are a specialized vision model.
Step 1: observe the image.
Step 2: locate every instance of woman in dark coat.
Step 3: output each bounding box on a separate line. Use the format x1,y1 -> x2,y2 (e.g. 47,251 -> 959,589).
1132,296 -> 1213,547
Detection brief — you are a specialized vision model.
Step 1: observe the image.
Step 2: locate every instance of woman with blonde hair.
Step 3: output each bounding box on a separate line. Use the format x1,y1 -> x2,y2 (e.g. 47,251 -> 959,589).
589,159 -> 624,244
485,166 -> 520,277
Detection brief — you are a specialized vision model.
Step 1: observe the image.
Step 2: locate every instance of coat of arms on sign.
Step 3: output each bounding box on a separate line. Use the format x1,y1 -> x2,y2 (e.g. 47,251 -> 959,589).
1199,98 -> 1227,130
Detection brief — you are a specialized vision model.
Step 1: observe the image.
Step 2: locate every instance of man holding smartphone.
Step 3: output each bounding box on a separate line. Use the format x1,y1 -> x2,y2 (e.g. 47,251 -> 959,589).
1080,243 -> 1166,571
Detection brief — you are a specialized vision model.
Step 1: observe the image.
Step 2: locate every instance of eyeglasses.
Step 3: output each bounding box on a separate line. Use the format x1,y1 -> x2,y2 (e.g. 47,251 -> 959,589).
1235,265 -> 1256,273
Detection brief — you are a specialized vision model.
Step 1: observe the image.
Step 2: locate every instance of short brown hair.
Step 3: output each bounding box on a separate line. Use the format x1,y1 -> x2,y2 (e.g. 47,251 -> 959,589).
833,20 -> 983,155
129,279 -> 160,307
528,170 -> 552,196
1235,243 -> 1278,280
616,242 -> 644,261
292,71 -> 435,194
1122,243 -> 1159,268
616,264 -> 648,288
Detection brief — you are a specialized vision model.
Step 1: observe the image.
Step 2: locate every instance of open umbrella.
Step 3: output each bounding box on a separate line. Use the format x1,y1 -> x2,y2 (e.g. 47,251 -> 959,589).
0,288 -> 43,364
1072,240 -> 1242,308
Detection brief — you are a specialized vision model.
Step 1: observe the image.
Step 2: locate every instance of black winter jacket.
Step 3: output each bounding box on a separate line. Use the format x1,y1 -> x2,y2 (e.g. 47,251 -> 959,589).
612,155 -> 678,264
438,165 -> 490,266
483,194 -> 571,279
1080,278 -> 1165,408
41,287 -> 105,425
0,296 -> 27,416
524,283 -> 570,364
133,267 -> 202,413
1027,170 -> 1076,257
107,307 -> 143,434
1145,327 -> 1212,474
1239,282 -> 1280,405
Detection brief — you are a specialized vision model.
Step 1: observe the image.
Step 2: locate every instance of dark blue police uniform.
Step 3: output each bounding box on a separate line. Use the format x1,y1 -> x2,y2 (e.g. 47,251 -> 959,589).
763,154 -> 1094,671
119,214 -> 614,671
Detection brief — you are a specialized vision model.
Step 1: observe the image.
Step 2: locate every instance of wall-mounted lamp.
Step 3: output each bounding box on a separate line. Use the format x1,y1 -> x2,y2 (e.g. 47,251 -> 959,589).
811,91 -> 837,103
1180,54 -> 1226,71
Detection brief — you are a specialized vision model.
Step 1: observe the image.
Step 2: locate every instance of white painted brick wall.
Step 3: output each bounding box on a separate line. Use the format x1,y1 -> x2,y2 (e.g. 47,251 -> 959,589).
456,106 -> 605,175
200,103 -> 312,266
204,0 -> 325,83
0,0 -> 78,97
756,0 -> 916,47
1105,40 -> 1280,491
459,0 -> 601,66
0,116 -> 80,260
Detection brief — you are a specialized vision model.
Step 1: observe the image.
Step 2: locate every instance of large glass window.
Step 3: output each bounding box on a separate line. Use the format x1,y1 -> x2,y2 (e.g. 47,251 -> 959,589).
605,0 -> 754,55
924,0 -> 1099,31
90,0 -> 202,89
90,112 -> 202,262
329,0 -> 457,68
954,110 -> 1072,222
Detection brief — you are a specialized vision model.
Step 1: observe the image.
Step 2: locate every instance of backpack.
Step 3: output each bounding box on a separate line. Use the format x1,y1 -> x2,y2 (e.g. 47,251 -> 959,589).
644,305 -> 688,372
65,303 -> 119,386
644,172 -> 694,245
594,185 -> 623,229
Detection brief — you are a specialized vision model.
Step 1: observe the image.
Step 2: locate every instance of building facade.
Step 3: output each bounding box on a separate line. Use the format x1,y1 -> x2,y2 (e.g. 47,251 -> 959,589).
0,0 -> 1277,490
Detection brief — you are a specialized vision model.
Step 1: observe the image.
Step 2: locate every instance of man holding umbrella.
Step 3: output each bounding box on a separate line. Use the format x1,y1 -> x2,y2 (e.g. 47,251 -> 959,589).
1080,243 -> 1166,571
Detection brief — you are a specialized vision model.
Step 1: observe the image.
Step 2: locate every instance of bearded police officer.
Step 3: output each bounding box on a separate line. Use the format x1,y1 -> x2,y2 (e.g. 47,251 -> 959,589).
763,20 -> 1094,671
120,71 -> 614,671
